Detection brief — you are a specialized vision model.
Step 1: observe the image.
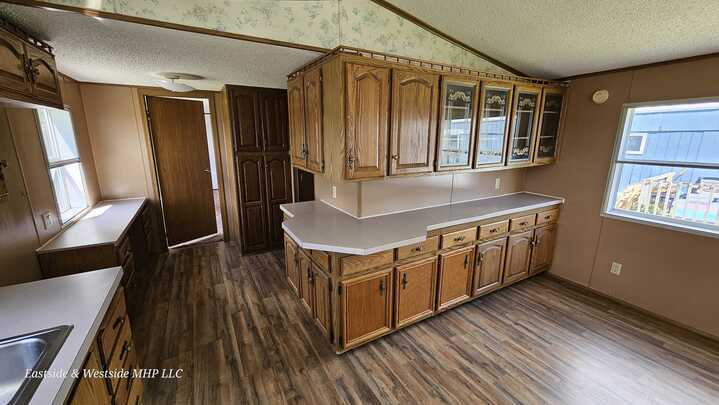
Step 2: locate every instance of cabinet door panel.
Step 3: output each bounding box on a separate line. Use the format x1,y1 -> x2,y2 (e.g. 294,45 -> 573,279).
476,82 -> 512,167
264,154 -> 291,247
504,230 -> 533,284
437,78 -> 478,171
395,256 -> 437,328
287,75 -> 306,166
0,33 -> 29,95
341,269 -> 392,349
260,90 -> 289,152
312,267 -> 331,338
230,87 -> 262,152
237,155 -> 267,252
535,87 -> 564,162
345,63 -> 390,180
68,346 -> 111,405
389,70 -> 439,175
530,224 -> 557,274
27,48 -> 61,104
298,250 -> 313,313
304,67 -> 324,172
508,85 -> 541,165
473,238 -> 506,296
284,237 -> 300,295
437,246 -> 474,310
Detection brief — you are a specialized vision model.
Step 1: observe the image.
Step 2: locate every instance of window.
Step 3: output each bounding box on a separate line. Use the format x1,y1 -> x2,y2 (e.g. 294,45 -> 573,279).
37,107 -> 89,224
603,100 -> 719,237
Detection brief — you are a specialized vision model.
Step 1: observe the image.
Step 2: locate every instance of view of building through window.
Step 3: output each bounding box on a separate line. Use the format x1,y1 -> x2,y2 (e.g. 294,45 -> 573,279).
604,101 -> 719,232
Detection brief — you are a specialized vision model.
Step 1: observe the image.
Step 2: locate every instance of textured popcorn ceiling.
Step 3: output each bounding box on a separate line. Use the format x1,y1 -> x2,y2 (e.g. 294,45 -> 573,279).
386,0 -> 719,78
0,4 -> 322,90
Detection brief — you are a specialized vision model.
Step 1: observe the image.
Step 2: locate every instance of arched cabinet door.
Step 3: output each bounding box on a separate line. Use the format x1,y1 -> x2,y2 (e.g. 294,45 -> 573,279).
263,153 -> 291,248
236,154 -> 267,253
0,34 -> 30,94
27,47 -> 61,105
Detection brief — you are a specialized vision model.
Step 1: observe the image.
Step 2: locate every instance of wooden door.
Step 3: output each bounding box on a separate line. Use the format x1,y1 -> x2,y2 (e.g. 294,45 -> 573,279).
259,90 -> 289,152
475,81 -> 513,168
304,67 -> 324,172
0,33 -> 30,95
436,78 -> 478,171
389,70 -> 439,175
534,87 -> 564,163
27,47 -> 61,104
236,154 -> 267,252
437,246 -> 474,310
341,269 -> 392,349
473,238 -> 506,296
504,230 -> 533,284
312,266 -> 331,338
287,75 -> 306,166
345,63 -> 390,180
67,346 -> 111,405
147,96 -> 217,247
507,85 -> 541,165
394,256 -> 437,328
284,236 -> 300,295
228,86 -> 262,152
298,250 -> 313,313
264,153 -> 291,248
530,224 -> 557,274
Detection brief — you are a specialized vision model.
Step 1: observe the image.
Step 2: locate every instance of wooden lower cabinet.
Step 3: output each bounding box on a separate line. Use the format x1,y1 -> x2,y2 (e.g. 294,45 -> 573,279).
284,236 -> 300,295
437,246 -> 474,310
67,346 -> 111,405
312,267 -> 331,337
473,238 -> 506,296
394,256 -> 437,328
504,230 -> 534,284
298,250 -> 313,312
341,269 -> 393,349
530,224 -> 557,274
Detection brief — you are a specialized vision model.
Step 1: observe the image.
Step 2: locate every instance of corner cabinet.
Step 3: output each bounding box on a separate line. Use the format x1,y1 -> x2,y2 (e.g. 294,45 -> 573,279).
0,20 -> 62,108
436,78 -> 478,171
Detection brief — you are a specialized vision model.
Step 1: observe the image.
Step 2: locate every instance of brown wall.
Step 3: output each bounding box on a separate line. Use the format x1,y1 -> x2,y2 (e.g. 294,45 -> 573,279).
525,56 -> 719,339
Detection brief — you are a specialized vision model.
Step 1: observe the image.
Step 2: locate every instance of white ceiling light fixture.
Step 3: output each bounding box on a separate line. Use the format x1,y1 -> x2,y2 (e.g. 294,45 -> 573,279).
155,72 -> 203,92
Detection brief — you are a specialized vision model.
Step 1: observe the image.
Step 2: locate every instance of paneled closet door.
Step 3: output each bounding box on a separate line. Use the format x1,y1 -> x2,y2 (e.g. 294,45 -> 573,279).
263,153 -> 292,248
475,82 -> 512,168
389,69 -> 439,175
237,154 -> 268,253
259,90 -> 289,152
229,86 -> 262,153
507,85 -> 541,165
436,77 -> 479,171
345,63 -> 390,180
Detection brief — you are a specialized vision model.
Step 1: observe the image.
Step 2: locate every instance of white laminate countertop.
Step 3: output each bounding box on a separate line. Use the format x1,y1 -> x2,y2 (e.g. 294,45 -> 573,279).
281,192 -> 564,255
37,198 -> 146,253
0,267 -> 123,405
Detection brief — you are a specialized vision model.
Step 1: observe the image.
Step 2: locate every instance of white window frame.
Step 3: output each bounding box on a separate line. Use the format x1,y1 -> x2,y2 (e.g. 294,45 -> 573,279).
602,97 -> 719,239
36,106 -> 90,226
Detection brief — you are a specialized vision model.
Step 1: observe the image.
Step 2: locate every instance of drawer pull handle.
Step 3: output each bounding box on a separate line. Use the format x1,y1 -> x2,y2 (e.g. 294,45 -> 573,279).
519,222 -> 528,226
120,341 -> 132,361
489,228 -> 497,233
401,273 -> 408,289
379,279 -> 385,296
463,255 -> 469,268
477,252 -> 485,265
453,235 -> 466,242
112,316 -> 125,330
411,246 -> 423,253
544,215 -> 551,220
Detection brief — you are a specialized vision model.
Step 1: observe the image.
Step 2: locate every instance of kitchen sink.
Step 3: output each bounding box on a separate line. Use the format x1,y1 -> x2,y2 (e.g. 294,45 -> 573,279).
0,325 -> 73,405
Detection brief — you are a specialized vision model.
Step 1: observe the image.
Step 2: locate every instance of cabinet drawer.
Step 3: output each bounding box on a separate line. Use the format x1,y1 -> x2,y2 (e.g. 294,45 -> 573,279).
107,319 -> 133,393
340,250 -> 393,276
310,250 -> 330,272
478,220 -> 509,240
536,209 -> 559,226
510,214 -> 536,232
396,236 -> 439,260
440,228 -> 476,249
98,289 -> 127,364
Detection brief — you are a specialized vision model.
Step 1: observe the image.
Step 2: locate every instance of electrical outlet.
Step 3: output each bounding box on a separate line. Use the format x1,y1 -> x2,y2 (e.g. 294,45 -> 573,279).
610,262 -> 622,275
41,212 -> 53,230
494,177 -> 501,190
332,185 -> 337,199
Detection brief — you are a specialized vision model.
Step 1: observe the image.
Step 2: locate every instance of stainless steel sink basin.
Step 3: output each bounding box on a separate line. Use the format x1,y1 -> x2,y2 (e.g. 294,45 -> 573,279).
0,325 -> 73,405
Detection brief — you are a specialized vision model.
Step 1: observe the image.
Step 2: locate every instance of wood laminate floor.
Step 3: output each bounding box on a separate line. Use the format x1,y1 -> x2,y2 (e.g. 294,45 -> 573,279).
130,242 -> 719,405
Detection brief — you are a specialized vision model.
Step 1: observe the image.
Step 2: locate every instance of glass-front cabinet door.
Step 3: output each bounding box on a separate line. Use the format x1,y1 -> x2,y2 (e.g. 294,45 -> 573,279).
534,86 -> 564,163
507,85 -> 541,165
436,78 -> 478,171
475,82 -> 512,167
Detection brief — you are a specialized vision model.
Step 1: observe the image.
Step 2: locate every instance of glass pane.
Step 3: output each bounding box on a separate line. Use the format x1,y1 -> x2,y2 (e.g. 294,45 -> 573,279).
476,88 -> 509,165
509,91 -> 538,162
611,163 -> 719,227
37,108 -> 79,163
439,83 -> 475,167
537,93 -> 563,159
620,102 -> 719,164
50,162 -> 89,223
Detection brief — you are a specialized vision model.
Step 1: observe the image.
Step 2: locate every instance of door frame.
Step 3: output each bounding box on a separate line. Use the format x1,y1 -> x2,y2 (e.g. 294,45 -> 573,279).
134,87 -> 230,249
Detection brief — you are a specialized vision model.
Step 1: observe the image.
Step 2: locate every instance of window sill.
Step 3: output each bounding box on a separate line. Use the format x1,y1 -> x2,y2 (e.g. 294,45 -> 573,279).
601,210 -> 719,240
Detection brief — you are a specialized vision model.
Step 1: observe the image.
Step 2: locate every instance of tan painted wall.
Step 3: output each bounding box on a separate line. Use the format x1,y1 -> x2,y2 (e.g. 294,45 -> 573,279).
524,56 -> 719,339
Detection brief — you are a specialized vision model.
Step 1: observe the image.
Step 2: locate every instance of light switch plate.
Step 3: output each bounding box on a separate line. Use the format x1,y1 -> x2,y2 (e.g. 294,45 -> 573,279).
610,262 -> 622,275
41,212 -> 53,230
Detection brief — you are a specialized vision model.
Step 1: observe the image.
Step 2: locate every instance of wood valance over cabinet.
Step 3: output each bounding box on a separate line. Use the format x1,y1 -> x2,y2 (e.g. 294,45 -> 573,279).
287,47 -> 567,183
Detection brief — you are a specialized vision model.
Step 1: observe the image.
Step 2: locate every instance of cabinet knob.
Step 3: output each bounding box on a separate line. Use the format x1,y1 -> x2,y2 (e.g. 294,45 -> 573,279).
401,273 -> 408,289
411,246 -> 422,253
463,255 -> 469,268
391,154 -> 399,160
477,252 -> 485,265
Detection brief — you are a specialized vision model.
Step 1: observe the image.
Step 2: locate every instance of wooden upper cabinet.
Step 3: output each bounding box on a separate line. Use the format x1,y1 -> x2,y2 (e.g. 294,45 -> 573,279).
507,85 -> 541,165
394,256 -> 437,328
0,33 -> 29,95
473,238 -> 506,296
287,75 -> 306,166
304,67 -> 324,173
504,229 -> 533,284
436,78 -> 479,171
345,63 -> 390,180
229,87 -> 262,153
437,246 -> 474,310
389,69 -> 439,175
475,81 -> 513,168
259,90 -> 289,152
534,86 -> 564,163
530,224 -> 557,274
284,236 -> 300,295
26,47 -> 60,104
341,269 -> 393,349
